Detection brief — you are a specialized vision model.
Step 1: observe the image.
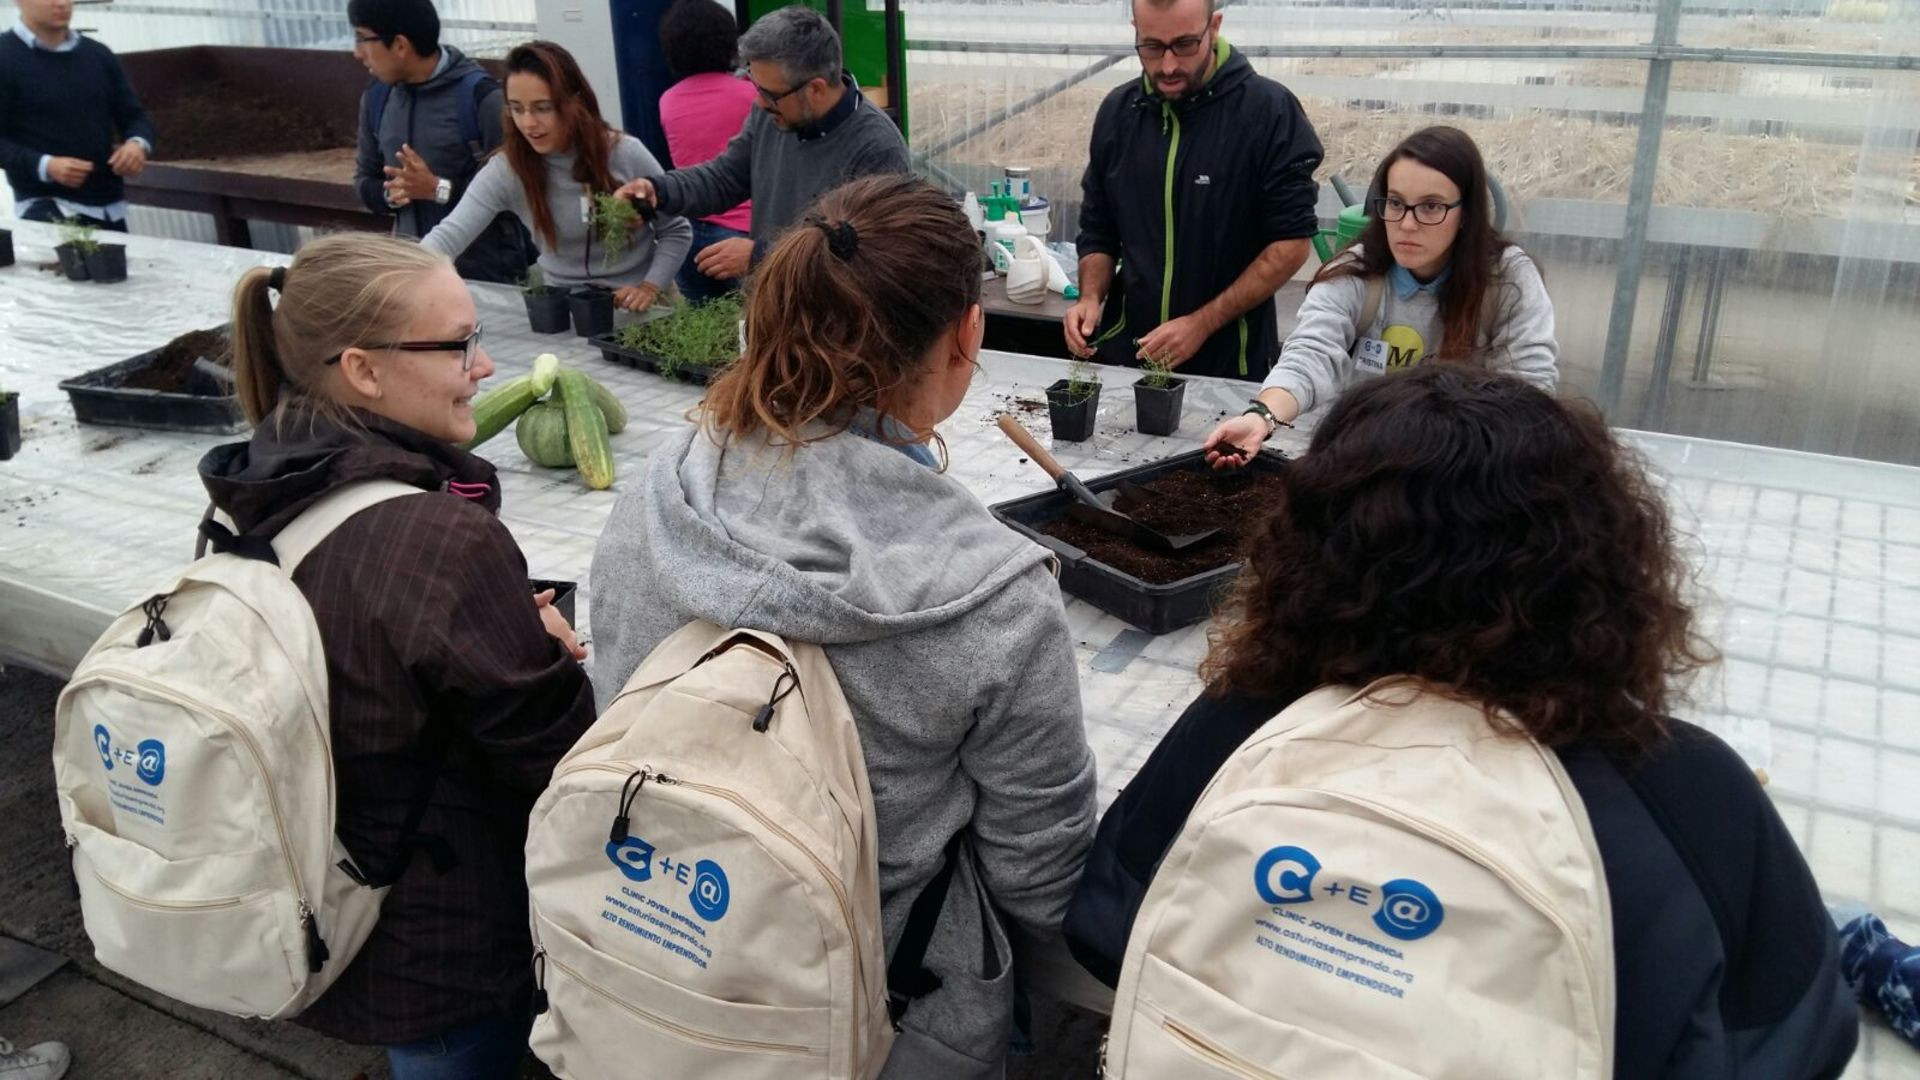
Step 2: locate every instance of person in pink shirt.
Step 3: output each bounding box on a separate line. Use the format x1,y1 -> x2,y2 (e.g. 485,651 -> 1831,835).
657,0 -> 755,304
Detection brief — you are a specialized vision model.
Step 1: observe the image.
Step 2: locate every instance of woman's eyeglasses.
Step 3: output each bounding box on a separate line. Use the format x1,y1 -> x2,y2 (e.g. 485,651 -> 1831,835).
326,328 -> 484,372
1372,197 -> 1464,225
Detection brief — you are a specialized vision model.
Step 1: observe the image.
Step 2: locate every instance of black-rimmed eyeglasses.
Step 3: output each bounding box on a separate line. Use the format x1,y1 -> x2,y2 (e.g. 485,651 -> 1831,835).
1372,196 -> 1464,225
1135,33 -> 1209,60
325,328 -> 484,372
751,79 -> 807,106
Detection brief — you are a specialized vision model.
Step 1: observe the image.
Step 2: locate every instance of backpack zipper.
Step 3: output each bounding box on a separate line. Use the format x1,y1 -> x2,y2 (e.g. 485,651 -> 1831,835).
73,668 -> 325,972
1163,1018 -> 1287,1080
87,869 -> 251,911
542,947 -> 813,1055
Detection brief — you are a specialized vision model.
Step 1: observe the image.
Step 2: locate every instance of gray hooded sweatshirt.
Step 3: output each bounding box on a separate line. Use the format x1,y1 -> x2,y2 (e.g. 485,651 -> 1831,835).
590,422 -> 1098,1077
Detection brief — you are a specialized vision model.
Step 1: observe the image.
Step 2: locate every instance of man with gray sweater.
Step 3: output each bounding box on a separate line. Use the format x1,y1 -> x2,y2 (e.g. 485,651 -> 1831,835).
616,6 -> 910,282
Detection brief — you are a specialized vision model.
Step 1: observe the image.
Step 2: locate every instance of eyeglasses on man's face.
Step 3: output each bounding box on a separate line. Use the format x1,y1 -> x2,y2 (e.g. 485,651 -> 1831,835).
1372,196 -> 1465,226
1135,30 -> 1210,61
326,328 -> 485,372
751,78 -> 808,106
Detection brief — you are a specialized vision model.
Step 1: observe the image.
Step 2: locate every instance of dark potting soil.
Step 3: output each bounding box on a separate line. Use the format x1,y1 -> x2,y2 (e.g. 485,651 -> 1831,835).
1036,467 -> 1288,584
149,88 -> 350,161
121,329 -> 231,393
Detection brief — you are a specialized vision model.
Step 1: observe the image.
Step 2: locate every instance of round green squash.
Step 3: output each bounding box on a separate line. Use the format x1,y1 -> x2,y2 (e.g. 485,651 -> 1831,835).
515,399 -> 574,467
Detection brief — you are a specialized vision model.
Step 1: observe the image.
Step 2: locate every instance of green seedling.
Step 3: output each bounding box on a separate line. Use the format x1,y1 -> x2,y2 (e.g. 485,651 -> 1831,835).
58,217 -> 99,255
1063,359 -> 1100,405
615,295 -> 744,378
591,192 -> 641,268
1140,356 -> 1176,391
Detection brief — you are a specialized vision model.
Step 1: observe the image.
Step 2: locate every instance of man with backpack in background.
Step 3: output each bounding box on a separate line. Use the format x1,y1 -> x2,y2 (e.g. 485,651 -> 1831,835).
0,0 -> 154,231
350,0 -> 531,284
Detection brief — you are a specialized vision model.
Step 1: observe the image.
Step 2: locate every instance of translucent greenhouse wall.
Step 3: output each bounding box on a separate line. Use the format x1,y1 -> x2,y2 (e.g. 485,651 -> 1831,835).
904,0 -> 1920,464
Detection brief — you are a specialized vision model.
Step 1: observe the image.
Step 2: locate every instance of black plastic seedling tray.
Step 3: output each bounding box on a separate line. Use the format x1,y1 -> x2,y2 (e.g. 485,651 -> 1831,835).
59,330 -> 244,434
989,447 -> 1288,634
587,332 -> 727,385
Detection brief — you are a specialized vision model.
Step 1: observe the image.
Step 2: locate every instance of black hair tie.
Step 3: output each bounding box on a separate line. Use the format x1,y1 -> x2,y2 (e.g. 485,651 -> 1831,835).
267,265 -> 287,292
810,218 -> 859,261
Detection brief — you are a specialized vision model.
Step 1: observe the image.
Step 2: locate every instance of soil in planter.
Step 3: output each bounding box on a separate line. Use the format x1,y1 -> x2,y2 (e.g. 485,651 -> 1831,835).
149,88 -> 350,161
1036,467 -> 1289,584
120,329 -> 232,393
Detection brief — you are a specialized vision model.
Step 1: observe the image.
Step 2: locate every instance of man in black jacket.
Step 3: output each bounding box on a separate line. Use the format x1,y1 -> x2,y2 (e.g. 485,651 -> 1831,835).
1067,0 -> 1323,381
350,0 -> 530,283
0,0 -> 154,231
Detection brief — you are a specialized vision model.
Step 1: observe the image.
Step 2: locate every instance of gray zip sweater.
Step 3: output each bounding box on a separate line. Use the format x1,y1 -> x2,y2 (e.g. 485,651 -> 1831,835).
590,422 -> 1098,1078
420,134 -> 691,290
654,75 -> 910,259
1264,244 -> 1559,413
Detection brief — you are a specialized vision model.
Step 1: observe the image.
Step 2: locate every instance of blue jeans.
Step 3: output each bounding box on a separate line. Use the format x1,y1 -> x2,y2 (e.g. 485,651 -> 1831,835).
386,1014 -> 531,1080
677,218 -> 749,306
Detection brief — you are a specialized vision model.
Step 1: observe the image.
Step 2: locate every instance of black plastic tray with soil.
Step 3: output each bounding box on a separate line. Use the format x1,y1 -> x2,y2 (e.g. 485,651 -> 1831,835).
60,327 -> 245,434
990,448 -> 1289,634
588,332 -> 729,385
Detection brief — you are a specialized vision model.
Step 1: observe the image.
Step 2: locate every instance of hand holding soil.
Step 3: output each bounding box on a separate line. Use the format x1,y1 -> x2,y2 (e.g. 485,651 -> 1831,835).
693,237 -> 752,281
108,141 -> 147,179
47,156 -> 93,188
1064,296 -> 1103,358
614,284 -> 659,312
614,177 -> 657,207
383,144 -> 438,203
1204,413 -> 1268,470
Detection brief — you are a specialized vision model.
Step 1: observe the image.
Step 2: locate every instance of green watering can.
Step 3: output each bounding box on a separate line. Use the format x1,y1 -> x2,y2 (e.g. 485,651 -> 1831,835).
1312,175 -> 1370,263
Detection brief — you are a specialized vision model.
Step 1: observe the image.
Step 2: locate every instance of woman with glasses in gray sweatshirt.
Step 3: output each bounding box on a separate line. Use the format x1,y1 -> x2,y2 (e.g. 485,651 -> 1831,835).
1204,125 -> 1559,465
420,40 -> 690,312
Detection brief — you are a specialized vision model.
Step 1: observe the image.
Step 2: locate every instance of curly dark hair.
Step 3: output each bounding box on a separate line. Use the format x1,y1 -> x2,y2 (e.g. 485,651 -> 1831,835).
1201,366 -> 1715,753
659,0 -> 742,79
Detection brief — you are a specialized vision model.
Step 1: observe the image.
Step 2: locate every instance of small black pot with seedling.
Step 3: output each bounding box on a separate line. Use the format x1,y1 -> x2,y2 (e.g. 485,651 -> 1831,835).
1132,357 -> 1186,437
521,267 -> 571,334
569,285 -> 615,339
54,219 -> 91,281
0,228 -> 15,269
1046,361 -> 1102,443
0,390 -> 20,460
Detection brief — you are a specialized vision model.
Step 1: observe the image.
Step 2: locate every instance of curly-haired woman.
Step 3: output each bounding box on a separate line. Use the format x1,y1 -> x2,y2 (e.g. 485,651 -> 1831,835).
1066,366 -> 1857,1077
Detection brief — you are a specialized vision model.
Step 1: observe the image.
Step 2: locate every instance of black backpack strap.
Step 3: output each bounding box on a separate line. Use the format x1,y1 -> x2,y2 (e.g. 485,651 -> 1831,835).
337,718 -> 460,887
887,831 -> 964,1027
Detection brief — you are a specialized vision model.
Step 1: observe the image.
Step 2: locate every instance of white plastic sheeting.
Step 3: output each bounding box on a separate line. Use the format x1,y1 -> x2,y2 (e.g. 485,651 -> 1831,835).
1,227 -> 1917,1072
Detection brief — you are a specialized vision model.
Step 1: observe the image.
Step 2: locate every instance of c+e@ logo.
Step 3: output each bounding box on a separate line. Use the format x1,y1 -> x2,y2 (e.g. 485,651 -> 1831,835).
1253,844 -> 1444,942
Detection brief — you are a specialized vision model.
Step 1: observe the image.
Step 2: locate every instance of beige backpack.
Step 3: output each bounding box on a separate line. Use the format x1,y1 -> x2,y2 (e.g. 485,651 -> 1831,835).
527,622 -> 945,1080
1105,679 -> 1614,1079
52,480 -> 420,1019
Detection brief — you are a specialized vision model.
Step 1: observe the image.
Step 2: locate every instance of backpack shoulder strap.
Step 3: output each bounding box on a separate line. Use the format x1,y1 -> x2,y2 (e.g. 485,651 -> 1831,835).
1356,274 -> 1385,341
456,68 -> 496,160
272,480 -> 424,575
367,79 -> 394,145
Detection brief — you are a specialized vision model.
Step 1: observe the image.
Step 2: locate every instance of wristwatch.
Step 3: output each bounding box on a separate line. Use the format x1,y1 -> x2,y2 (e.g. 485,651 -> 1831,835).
1242,399 -> 1281,440
434,177 -> 453,205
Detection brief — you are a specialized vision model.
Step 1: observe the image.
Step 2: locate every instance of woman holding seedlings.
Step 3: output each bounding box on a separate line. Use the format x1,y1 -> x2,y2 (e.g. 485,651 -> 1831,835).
200,234 -> 595,1078
589,174 -> 1098,1079
419,40 -> 690,312
1067,367 -> 1857,1076
1204,125 -> 1558,464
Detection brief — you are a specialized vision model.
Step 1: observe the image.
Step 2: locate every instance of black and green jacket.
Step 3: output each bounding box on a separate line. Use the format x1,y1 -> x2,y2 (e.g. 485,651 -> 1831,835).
1076,42 -> 1323,381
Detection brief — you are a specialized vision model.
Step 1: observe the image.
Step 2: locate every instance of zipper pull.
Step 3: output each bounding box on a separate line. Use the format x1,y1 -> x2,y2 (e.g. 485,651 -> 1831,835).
610,768 -> 650,843
531,947 -> 549,1015
1098,1031 -> 1110,1077
751,663 -> 800,733
63,834 -> 80,901
300,901 -> 329,973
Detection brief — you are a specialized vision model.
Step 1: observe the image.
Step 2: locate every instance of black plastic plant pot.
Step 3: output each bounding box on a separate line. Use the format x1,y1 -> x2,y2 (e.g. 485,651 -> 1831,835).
0,393 -> 20,461
569,286 -> 615,339
529,578 -> 577,626
0,229 -> 14,268
1045,378 -> 1101,442
54,243 -> 89,281
85,243 -> 128,284
1133,377 -> 1187,437
524,288 -> 571,334
989,447 -> 1289,634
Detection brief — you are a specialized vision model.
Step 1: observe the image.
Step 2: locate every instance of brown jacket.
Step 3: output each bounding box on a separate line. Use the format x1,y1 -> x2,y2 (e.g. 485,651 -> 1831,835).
199,408 -> 595,1045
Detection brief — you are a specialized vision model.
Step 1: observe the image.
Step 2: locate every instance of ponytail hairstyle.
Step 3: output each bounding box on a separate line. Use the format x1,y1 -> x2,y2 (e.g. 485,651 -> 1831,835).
230,233 -> 447,430
503,40 -> 617,250
700,173 -> 984,450
1315,125 -> 1520,362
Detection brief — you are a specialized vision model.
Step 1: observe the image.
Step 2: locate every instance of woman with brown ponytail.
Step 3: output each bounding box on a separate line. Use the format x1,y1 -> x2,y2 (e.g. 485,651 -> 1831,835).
590,174 -> 1099,1078
198,234 -> 595,1079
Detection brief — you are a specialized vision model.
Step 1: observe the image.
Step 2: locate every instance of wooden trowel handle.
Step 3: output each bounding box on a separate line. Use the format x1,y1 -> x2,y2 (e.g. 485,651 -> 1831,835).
996,413 -> 1068,481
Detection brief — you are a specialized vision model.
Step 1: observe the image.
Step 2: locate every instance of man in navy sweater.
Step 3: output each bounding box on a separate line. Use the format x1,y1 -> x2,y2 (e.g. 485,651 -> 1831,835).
0,0 -> 154,231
